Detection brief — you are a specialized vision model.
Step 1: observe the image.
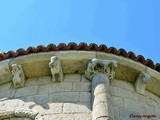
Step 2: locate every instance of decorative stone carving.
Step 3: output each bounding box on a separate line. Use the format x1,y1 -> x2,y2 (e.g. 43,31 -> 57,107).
49,56 -> 63,82
11,64 -> 25,88
85,58 -> 117,80
15,109 -> 38,119
134,72 -> 151,95
0,109 -> 40,120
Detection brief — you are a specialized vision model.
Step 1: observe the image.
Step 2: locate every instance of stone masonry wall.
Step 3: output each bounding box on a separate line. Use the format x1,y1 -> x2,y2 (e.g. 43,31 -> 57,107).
110,79 -> 160,120
0,74 -> 92,120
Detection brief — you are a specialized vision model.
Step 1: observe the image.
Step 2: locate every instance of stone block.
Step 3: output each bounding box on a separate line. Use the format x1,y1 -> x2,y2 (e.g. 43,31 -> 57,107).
63,103 -> 91,113
146,90 -> 160,104
110,86 -> 134,99
0,60 -> 13,85
110,79 -> 134,92
44,114 -> 74,120
25,76 -> 51,86
134,92 -> 159,109
26,94 -> 48,104
14,86 -> 38,98
0,82 -> 12,93
75,114 -> 92,120
79,92 -> 91,102
38,82 -> 72,94
119,108 -> 140,120
112,96 -> 124,107
49,92 -> 78,102
32,103 -> 63,115
124,99 -> 150,114
64,74 -> 81,82
81,74 -> 90,82
0,99 -> 24,110
73,82 -> 91,92
0,90 -> 12,100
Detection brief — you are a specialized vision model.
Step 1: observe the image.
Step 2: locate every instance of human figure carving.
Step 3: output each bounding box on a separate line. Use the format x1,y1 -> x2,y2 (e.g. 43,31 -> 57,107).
11,64 -> 25,88
49,56 -> 63,82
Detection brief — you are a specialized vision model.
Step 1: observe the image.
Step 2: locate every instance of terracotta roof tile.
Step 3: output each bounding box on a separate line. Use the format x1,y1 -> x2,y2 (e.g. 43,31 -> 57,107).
0,42 -> 159,73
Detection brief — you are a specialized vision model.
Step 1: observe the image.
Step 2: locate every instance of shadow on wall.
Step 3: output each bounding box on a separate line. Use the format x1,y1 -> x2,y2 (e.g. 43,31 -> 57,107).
0,75 -> 92,120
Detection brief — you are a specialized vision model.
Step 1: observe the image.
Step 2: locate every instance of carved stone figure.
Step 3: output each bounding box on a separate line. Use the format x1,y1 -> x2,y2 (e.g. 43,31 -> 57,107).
134,72 -> 151,95
85,58 -> 117,80
49,56 -> 63,82
11,64 -> 25,88
0,108 -> 42,120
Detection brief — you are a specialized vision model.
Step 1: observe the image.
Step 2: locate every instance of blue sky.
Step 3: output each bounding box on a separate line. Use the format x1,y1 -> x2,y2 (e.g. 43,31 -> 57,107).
0,0 -> 159,64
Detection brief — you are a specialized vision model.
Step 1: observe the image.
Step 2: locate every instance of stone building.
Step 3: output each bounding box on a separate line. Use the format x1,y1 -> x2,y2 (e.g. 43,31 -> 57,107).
0,43 -> 160,120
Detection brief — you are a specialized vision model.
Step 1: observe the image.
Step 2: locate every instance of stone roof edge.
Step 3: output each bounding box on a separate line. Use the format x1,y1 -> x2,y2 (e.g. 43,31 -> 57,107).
0,42 -> 159,72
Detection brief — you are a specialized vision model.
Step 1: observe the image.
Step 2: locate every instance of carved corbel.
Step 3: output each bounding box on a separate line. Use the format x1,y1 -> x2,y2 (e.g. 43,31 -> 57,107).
85,58 -> 117,81
134,72 -> 151,95
49,56 -> 63,82
11,64 -> 25,88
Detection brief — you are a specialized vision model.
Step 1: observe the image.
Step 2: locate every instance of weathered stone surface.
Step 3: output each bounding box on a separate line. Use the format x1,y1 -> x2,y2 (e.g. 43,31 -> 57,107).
119,108 -> 141,120
85,58 -> 117,80
0,90 -> 13,100
64,74 -> 81,82
14,86 -> 38,98
110,79 -> 134,92
49,56 -> 63,82
25,76 -> 51,86
38,82 -> 72,94
145,90 -> 160,103
75,114 -> 92,120
81,74 -> 91,82
0,82 -> 12,93
32,103 -> 63,115
134,92 -> 159,109
11,64 -> 26,88
63,103 -> 91,113
0,60 -> 13,85
49,92 -> 79,102
73,82 -> 91,92
110,86 -> 134,99
93,92 -> 110,107
26,94 -> 48,104
44,114 -> 74,120
0,99 -> 24,110
134,72 -> 151,95
79,92 -> 91,102
93,102 -> 109,120
96,52 -> 146,82
124,99 -> 150,114
111,96 -> 124,107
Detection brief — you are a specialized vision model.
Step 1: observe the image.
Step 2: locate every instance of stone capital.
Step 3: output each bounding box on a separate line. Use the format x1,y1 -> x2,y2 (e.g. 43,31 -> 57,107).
85,58 -> 117,80
134,72 -> 151,95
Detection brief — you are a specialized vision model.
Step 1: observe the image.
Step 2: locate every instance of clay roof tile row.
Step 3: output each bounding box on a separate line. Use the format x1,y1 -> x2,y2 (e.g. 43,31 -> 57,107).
0,42 -> 159,72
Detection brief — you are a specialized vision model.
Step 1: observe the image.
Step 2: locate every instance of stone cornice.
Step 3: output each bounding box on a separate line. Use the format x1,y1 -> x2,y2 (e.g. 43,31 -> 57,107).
0,51 -> 160,97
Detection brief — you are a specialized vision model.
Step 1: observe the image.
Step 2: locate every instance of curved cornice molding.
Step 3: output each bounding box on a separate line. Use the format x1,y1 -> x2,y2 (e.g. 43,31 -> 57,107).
0,42 -> 159,73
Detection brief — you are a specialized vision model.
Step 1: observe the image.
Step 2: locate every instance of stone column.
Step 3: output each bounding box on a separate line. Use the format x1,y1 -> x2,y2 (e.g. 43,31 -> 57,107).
85,58 -> 117,120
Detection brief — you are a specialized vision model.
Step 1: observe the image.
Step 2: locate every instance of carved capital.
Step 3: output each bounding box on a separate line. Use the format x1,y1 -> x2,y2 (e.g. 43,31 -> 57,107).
11,64 -> 25,88
49,56 -> 63,82
85,58 -> 117,80
134,72 -> 151,95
